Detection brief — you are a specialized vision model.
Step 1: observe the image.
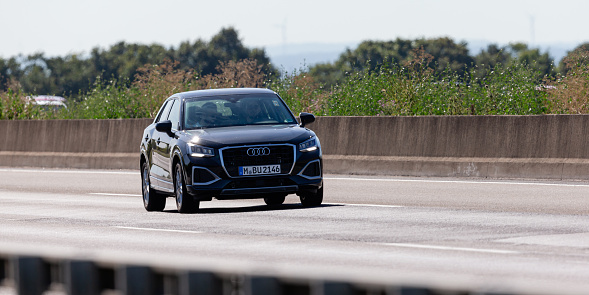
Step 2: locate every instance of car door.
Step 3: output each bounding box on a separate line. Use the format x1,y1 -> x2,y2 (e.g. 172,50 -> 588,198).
149,99 -> 174,192
152,98 -> 181,191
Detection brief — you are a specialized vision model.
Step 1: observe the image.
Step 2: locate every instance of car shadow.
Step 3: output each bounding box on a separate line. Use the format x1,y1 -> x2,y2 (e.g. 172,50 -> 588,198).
163,203 -> 342,214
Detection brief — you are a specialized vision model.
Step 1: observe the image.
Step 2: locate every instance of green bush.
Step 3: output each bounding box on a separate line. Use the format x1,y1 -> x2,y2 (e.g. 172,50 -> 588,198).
0,57 -> 581,120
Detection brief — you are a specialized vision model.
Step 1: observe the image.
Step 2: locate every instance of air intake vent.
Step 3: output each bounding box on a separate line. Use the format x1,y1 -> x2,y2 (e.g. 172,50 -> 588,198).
300,160 -> 321,179
192,167 -> 219,185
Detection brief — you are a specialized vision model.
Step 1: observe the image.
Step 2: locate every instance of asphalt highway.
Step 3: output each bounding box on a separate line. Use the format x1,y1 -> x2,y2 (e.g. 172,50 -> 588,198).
1,168 -> 589,294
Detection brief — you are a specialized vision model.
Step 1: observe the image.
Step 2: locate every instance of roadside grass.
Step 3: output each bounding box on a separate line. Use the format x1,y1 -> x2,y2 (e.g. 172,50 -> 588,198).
1,54 -> 588,119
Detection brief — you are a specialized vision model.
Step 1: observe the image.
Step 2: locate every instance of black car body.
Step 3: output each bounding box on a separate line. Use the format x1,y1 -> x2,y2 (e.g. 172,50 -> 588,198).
139,88 -> 323,212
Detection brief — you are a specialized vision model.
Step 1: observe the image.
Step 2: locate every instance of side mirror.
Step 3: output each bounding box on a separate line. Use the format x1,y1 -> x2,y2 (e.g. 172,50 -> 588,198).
155,120 -> 172,133
299,112 -> 315,128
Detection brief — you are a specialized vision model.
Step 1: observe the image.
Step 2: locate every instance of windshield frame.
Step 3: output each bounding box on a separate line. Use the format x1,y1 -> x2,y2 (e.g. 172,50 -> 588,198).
182,93 -> 298,130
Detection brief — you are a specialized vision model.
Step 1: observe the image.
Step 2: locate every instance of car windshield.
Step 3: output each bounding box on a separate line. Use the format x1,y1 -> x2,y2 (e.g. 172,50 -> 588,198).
183,93 -> 297,129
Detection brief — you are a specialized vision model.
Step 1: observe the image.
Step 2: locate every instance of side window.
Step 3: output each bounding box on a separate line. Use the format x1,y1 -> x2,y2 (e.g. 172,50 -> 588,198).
168,99 -> 181,130
155,100 -> 173,123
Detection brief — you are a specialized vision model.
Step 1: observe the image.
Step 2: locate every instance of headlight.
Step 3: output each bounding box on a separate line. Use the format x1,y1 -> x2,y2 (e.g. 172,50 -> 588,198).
187,143 -> 215,157
299,137 -> 318,152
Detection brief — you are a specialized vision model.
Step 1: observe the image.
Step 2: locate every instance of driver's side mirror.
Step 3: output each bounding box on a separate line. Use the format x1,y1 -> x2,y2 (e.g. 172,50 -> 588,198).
299,112 -> 315,128
155,120 -> 172,133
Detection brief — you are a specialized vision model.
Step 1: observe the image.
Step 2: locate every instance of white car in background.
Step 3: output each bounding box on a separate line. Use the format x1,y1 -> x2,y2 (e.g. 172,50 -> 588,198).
27,95 -> 67,110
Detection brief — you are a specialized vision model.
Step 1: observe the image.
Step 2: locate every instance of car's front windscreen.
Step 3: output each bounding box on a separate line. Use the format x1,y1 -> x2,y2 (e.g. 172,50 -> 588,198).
183,93 -> 297,129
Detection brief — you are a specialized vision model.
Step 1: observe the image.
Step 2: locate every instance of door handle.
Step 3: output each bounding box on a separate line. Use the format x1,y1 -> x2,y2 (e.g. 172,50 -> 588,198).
156,138 -> 161,145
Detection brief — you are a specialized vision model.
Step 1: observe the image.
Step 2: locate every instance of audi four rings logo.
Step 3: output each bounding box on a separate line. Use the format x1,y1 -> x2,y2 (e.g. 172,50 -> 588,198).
247,147 -> 271,156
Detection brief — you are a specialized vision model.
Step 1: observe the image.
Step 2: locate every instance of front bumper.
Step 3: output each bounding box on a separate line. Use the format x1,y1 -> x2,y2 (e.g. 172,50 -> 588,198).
186,174 -> 323,201
184,149 -> 322,201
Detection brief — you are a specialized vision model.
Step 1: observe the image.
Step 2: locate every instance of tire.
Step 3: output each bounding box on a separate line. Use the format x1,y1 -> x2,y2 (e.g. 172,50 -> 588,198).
299,186 -> 323,207
264,194 -> 286,206
141,162 -> 166,212
175,163 -> 199,213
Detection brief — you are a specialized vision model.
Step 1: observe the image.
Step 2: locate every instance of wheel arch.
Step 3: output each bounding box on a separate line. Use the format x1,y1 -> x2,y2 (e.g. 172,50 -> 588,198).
140,152 -> 147,170
171,149 -> 186,185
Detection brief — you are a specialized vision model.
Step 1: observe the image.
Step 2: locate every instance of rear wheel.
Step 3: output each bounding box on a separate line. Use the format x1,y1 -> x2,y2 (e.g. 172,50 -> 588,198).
175,163 -> 199,213
299,186 -> 323,207
264,194 -> 286,206
141,162 -> 166,212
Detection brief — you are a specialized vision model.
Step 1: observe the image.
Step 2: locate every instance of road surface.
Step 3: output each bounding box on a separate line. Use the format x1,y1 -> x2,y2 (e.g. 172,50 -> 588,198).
1,168 -> 588,294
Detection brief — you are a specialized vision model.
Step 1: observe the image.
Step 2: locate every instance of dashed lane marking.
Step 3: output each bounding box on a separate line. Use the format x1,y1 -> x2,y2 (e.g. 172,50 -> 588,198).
113,226 -> 203,234
378,242 -> 519,254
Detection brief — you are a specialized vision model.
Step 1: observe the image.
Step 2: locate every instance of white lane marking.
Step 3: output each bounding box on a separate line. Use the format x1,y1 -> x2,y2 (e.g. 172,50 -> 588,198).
325,177 -> 589,188
379,243 -> 519,254
326,203 -> 404,208
0,168 -> 136,175
114,226 -> 203,234
90,193 -> 142,197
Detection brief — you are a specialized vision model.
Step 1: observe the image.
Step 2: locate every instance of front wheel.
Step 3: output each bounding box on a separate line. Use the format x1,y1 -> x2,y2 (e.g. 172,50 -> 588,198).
141,162 -> 166,212
298,186 -> 323,207
175,163 -> 199,213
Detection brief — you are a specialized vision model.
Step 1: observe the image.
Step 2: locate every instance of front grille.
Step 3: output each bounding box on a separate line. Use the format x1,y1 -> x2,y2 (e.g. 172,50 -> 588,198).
220,144 -> 295,177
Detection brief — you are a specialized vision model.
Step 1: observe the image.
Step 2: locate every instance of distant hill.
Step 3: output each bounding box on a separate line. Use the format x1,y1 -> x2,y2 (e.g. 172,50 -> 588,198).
265,40 -> 581,73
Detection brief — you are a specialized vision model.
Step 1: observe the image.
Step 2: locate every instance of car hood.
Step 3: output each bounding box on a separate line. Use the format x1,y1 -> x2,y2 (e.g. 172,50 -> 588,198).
182,124 -> 314,147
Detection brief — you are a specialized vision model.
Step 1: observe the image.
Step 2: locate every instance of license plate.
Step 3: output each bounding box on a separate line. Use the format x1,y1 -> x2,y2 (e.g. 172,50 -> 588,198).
239,164 -> 281,176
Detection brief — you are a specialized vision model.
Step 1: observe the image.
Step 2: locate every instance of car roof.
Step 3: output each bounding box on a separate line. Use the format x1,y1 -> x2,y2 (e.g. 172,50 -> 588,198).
175,88 -> 277,100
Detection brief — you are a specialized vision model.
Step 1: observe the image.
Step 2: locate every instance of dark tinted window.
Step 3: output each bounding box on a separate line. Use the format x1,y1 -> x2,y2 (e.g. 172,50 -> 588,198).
168,99 -> 180,130
155,100 -> 173,123
184,93 -> 296,129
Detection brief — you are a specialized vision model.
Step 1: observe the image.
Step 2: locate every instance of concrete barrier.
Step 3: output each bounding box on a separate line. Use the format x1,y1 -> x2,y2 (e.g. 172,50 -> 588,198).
1,115 -> 589,179
311,115 -> 589,180
0,119 -> 151,169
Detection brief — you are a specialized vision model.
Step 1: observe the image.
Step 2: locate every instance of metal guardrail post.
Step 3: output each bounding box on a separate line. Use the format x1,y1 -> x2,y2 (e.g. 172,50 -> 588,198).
179,271 -> 221,295
0,257 -> 6,284
116,265 -> 157,295
312,281 -> 356,295
0,253 -> 514,295
64,260 -> 100,295
246,276 -> 282,295
13,256 -> 50,295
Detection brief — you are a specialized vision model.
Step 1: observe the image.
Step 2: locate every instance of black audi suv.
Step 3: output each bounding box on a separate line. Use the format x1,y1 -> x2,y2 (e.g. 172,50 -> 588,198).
139,88 -> 323,213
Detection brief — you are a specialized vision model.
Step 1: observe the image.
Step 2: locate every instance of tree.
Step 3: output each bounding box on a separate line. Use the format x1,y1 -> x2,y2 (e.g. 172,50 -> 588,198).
17,53 -> 56,94
507,43 -> 554,79
414,37 -> 474,75
171,27 -> 276,78
0,58 -> 9,90
558,42 -> 589,75
45,54 -> 95,96
89,41 -> 170,83
474,44 -> 512,69
1,27 -> 276,97
473,43 -> 554,81
335,39 -> 413,73
309,37 -> 473,87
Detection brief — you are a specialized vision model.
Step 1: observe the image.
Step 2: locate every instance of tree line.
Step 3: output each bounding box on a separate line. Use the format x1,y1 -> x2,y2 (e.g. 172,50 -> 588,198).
0,28 -> 274,98
1,26 -> 588,99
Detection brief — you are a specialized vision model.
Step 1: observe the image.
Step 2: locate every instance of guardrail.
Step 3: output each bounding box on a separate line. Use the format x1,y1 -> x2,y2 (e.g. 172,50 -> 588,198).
0,253 -> 501,295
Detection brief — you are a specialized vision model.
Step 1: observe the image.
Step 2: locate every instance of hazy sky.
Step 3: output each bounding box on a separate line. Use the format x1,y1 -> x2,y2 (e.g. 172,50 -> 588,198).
2,0 -> 589,58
